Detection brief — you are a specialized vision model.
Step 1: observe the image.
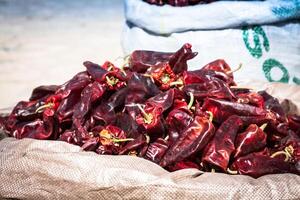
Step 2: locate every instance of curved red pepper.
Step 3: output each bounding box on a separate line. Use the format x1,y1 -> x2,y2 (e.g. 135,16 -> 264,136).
232,150 -> 299,178
183,79 -> 236,101
145,138 -> 169,163
202,98 -> 270,124
202,115 -> 243,171
234,124 -> 267,158
160,116 -> 215,167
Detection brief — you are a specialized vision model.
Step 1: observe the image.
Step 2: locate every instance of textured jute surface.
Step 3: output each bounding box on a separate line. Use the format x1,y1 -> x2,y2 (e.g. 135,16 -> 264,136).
0,137 -> 300,200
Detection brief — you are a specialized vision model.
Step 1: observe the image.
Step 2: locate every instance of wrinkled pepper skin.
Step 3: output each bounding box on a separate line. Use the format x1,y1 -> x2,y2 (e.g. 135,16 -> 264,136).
72,82 -> 106,135
258,91 -> 285,120
145,138 -> 169,163
233,151 -> 299,178
234,124 -> 267,158
166,107 -> 193,145
160,116 -> 215,167
147,89 -> 175,112
129,43 -> 197,74
288,115 -> 300,135
202,115 -> 243,171
118,134 -> 148,155
83,61 -> 127,90
236,92 -> 264,108
136,104 -> 166,139
167,160 -> 199,172
202,98 -> 270,124
29,85 -> 59,101
183,79 -> 235,100
146,62 -> 176,90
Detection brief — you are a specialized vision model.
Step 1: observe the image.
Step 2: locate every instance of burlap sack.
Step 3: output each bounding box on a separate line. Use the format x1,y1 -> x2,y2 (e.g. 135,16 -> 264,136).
0,83 -> 299,200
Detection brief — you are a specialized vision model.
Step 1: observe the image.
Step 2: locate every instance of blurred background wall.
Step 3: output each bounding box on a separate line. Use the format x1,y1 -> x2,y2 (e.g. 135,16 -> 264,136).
0,0 -> 123,109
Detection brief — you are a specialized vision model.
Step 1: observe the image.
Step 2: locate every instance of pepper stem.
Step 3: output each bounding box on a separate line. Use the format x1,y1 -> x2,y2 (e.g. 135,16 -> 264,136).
270,145 -> 294,162
260,123 -> 268,131
187,92 -> 194,110
106,76 -> 119,86
169,80 -> 184,87
227,63 -> 242,74
206,111 -> 214,122
211,168 -> 216,173
137,104 -> 153,124
112,138 -> 134,143
35,102 -> 54,113
227,168 -> 238,175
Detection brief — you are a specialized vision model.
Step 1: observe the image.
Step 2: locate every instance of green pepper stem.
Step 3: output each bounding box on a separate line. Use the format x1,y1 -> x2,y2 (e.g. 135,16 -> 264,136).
112,138 -> 134,143
187,92 -> 194,110
35,103 -> 54,113
227,63 -> 242,74
137,104 -> 153,124
227,168 -> 238,175
270,145 -> 294,162
206,111 -> 214,122
106,76 -> 119,86
169,80 -> 184,87
260,123 -> 268,131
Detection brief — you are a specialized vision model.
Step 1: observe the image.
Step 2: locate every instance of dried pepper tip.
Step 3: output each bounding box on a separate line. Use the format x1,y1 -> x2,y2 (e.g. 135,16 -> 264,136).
227,168 -> 238,175
35,102 -> 55,113
206,111 -> 214,122
99,129 -> 133,145
187,92 -> 194,110
137,104 -> 153,124
227,63 -> 242,74
211,168 -> 216,173
270,145 -> 294,162
260,123 -> 268,131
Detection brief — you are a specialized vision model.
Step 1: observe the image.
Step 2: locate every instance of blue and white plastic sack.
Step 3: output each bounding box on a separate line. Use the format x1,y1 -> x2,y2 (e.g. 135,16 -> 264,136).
122,0 -> 300,85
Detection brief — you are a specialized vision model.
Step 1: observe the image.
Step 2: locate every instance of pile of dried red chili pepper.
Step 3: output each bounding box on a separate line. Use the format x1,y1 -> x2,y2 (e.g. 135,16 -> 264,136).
0,43 -> 299,178
143,0 -> 214,6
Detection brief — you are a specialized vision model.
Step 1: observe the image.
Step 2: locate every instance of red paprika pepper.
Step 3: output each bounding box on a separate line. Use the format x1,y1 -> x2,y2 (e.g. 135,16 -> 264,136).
160,115 -> 215,167
202,115 -> 243,171
234,124 -> 267,158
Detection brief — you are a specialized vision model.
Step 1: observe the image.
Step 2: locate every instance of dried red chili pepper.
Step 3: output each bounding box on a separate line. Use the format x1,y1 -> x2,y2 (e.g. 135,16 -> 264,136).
232,149 -> 299,178
202,98 -> 270,124
135,104 -> 166,139
183,78 -> 236,101
258,90 -> 285,120
29,85 -> 59,101
145,138 -> 169,163
129,43 -> 197,74
234,124 -> 267,158
147,89 -> 175,112
288,115 -> 300,135
95,125 -> 133,155
118,134 -> 149,155
72,82 -> 106,133
202,115 -> 243,171
236,92 -> 264,108
166,106 -> 193,145
160,115 -> 215,167
84,61 -> 127,90
145,62 -> 177,90
125,73 -> 160,119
